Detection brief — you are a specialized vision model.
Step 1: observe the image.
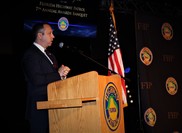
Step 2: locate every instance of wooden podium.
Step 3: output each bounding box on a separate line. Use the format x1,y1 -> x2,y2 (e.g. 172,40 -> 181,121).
37,71 -> 125,133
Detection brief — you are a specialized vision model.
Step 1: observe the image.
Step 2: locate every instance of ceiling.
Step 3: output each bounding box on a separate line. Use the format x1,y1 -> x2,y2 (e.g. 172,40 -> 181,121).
99,0 -> 182,17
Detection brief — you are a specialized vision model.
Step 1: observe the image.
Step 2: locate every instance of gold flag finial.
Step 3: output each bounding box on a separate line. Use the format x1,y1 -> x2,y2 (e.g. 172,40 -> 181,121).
109,0 -> 114,12
109,0 -> 116,29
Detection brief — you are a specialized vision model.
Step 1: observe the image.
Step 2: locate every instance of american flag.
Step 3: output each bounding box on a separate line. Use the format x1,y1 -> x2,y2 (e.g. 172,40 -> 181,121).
108,7 -> 128,107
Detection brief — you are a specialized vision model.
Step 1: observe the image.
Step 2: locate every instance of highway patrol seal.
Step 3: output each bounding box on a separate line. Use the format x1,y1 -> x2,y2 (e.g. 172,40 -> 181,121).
144,107 -> 156,127
104,82 -> 120,131
166,77 -> 178,95
161,22 -> 173,40
58,17 -> 69,31
139,47 -> 153,66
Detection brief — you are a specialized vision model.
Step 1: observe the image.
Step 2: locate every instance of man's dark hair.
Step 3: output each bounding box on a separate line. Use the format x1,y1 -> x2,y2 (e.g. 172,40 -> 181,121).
32,22 -> 50,41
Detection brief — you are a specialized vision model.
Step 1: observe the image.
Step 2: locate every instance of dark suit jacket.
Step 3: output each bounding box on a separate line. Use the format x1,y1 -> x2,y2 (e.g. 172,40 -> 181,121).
22,44 -> 61,133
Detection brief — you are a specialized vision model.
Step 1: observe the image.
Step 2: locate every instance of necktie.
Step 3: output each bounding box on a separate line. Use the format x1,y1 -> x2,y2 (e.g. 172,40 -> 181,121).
45,49 -> 58,69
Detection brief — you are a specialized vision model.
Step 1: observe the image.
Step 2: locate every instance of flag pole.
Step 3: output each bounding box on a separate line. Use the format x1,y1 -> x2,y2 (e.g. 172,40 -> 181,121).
108,0 -> 130,82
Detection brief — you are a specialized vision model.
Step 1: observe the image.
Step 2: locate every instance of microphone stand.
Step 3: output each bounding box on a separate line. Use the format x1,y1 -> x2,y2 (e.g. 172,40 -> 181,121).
71,48 -> 130,82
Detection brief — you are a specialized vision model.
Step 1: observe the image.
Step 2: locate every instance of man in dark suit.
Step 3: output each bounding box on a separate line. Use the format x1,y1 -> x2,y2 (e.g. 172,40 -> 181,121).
22,23 -> 70,133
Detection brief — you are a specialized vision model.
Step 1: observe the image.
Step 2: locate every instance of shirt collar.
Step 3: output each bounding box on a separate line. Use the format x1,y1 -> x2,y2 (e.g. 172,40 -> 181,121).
33,42 -> 45,53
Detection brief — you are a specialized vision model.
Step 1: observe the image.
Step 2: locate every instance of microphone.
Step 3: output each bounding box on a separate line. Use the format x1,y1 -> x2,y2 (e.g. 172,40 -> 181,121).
58,42 -> 64,48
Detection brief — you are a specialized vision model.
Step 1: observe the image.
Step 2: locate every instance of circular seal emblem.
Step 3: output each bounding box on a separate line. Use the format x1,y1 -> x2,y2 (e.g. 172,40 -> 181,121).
104,82 -> 120,131
139,47 -> 153,66
166,77 -> 178,95
144,107 -> 156,127
58,17 -> 69,31
161,22 -> 173,40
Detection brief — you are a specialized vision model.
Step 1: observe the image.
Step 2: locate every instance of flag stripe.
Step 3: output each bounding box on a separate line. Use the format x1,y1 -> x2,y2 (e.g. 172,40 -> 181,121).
109,49 -> 124,76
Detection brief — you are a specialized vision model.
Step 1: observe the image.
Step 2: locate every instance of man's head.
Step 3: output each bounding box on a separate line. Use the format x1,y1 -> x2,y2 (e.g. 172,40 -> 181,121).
32,23 -> 55,49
